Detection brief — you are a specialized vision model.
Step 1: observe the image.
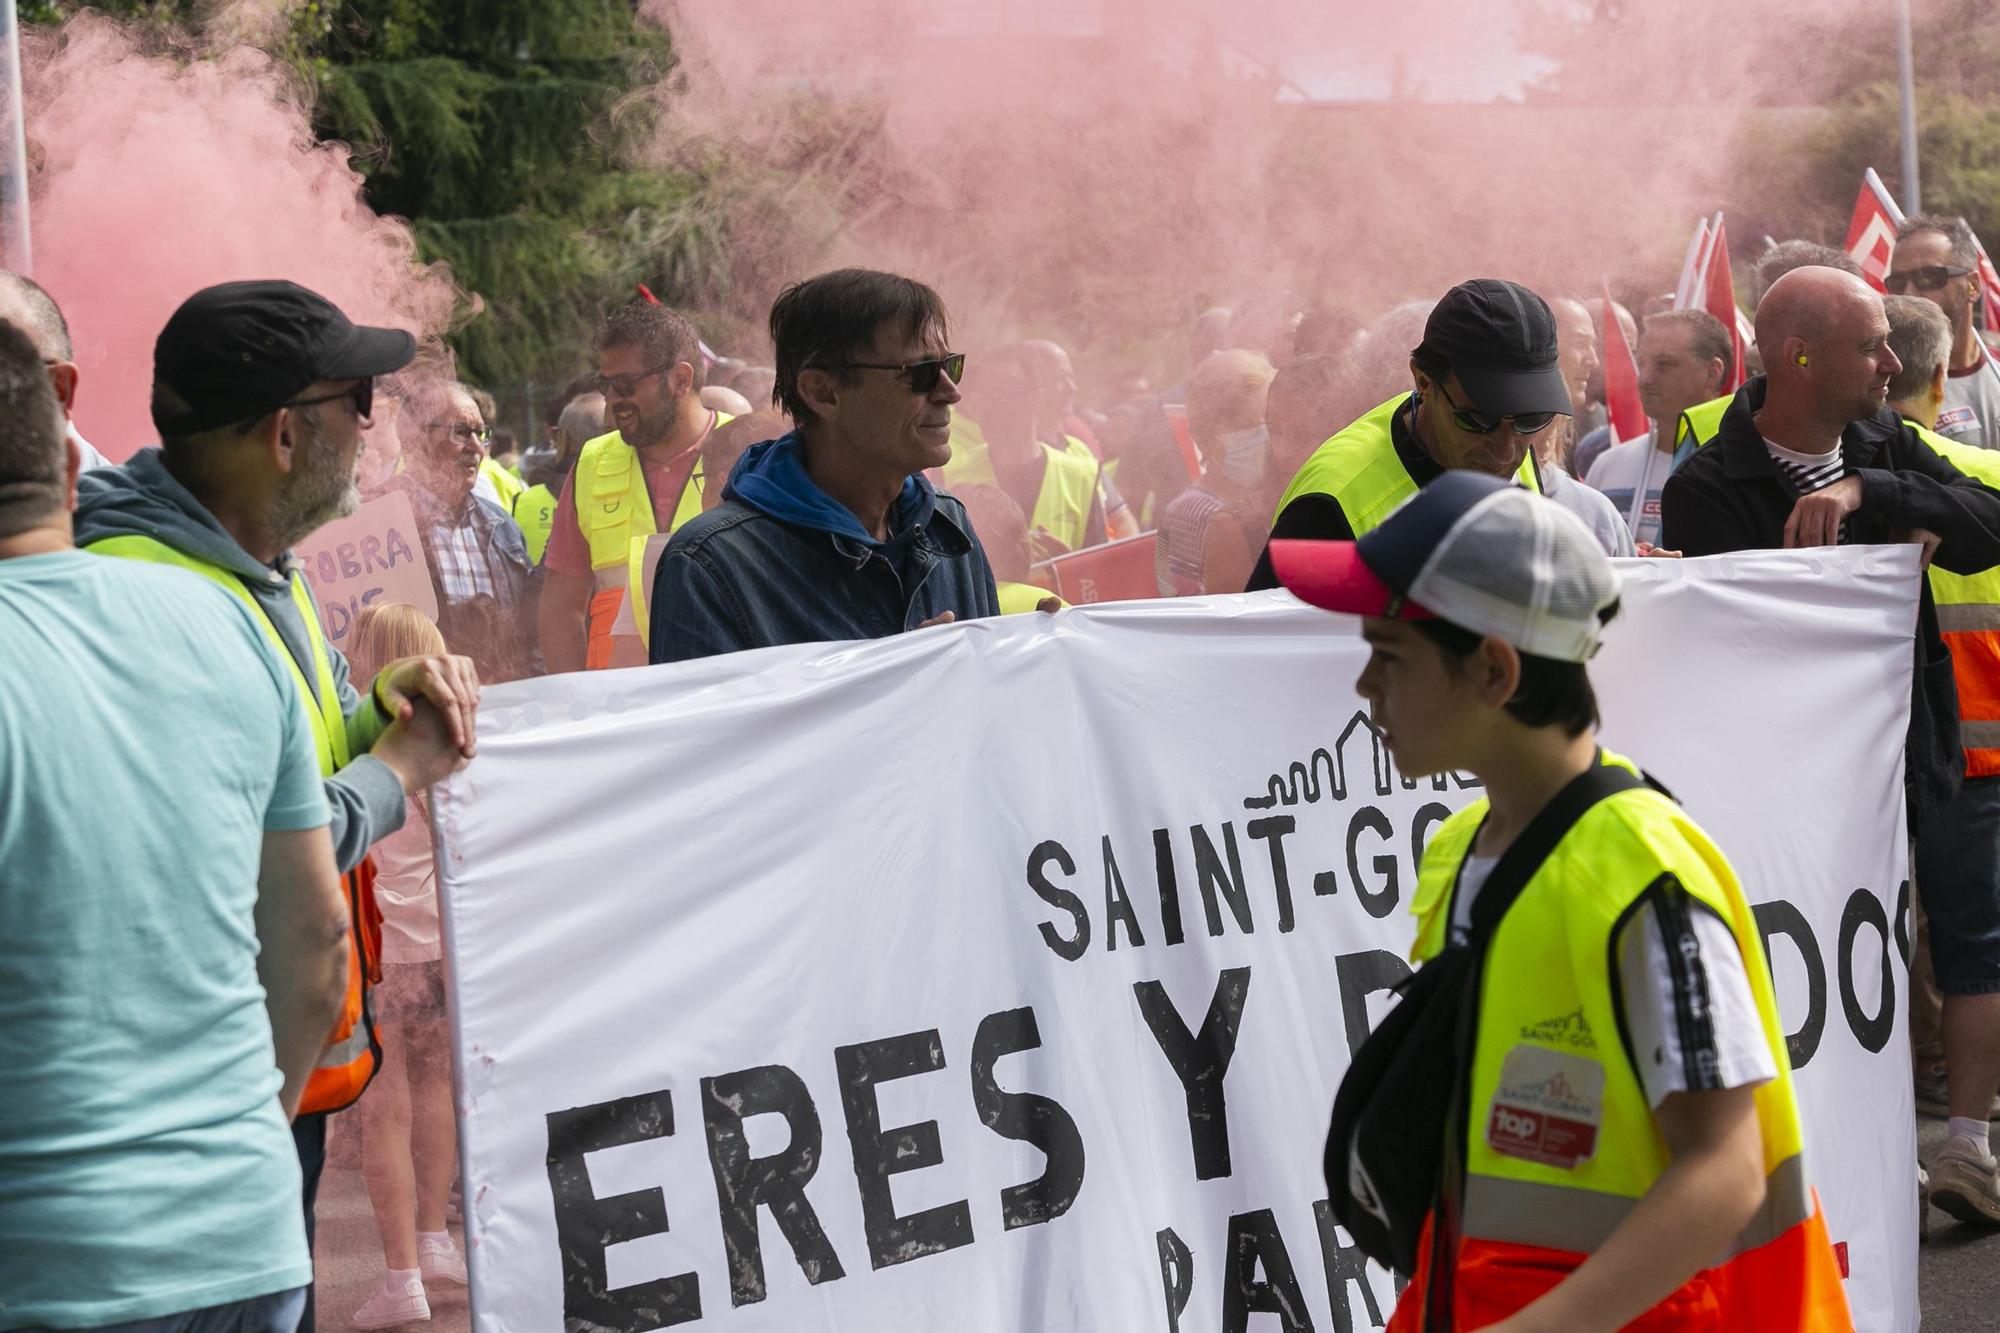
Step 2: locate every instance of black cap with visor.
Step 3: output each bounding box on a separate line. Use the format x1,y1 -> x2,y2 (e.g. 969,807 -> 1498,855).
151,279 -> 417,437
1419,278 -> 1573,419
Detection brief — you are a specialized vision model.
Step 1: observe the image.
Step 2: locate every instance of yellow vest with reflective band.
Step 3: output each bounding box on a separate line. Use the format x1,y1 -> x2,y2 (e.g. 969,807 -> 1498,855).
83,534 -> 380,1114
512,482 -> 558,565
943,438 -> 1100,553
480,455 -> 525,512
1274,394 -> 1542,537
572,415 -> 732,669
1907,420 -> 2000,776
1406,752 -> 1848,1329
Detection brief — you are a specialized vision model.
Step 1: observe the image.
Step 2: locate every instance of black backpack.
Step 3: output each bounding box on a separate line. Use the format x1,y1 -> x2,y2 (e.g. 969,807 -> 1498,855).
1322,761 -> 1649,1319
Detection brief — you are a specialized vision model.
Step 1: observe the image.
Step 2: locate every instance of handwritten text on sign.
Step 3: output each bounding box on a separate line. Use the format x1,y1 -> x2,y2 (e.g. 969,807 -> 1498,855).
293,490 -> 438,646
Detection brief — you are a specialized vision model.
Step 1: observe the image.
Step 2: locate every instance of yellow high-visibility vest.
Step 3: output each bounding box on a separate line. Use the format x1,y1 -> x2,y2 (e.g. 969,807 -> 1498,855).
1401,751 -> 1849,1330
1274,393 -> 1541,537
85,534 -> 380,1113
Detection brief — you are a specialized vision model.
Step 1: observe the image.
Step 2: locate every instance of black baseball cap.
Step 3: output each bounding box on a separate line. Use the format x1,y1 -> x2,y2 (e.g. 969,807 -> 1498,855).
1418,278 -> 1572,418
151,280 -> 417,436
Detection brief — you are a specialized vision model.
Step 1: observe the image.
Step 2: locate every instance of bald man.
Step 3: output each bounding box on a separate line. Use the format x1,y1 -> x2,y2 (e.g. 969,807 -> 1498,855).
1663,265 -> 2000,1225
0,271 -> 110,470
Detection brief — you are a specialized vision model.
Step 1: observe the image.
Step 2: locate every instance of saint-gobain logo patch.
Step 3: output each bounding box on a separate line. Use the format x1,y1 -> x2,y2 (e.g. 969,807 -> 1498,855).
1487,1045 -> 1606,1169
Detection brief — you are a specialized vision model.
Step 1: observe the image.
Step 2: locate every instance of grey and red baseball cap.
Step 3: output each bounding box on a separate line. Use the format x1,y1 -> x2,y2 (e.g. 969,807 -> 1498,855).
1271,471 -> 1621,663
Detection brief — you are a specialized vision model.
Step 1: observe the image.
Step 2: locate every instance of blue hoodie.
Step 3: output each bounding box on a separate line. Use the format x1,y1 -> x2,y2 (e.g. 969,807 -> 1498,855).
650,431 -> 997,662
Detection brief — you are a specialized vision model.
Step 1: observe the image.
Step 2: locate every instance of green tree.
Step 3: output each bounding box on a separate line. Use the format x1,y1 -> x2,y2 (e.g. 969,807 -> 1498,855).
29,0 -> 782,432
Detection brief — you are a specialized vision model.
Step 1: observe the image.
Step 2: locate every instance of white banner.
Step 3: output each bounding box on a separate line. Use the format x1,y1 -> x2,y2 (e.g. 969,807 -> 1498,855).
435,547 -> 1920,1333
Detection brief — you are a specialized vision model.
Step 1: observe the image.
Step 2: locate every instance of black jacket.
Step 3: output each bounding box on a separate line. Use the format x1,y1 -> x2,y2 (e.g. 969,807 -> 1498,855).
1661,377 -> 2000,835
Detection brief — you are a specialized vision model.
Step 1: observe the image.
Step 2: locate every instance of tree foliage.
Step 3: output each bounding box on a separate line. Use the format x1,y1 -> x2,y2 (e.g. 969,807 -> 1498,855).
27,0 -> 771,421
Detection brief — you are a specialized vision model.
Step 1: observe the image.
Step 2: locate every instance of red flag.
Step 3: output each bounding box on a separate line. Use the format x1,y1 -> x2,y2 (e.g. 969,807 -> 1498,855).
1701,219 -> 1747,392
1844,169 -> 1903,292
1599,281 -> 1647,449
1972,235 -> 2000,336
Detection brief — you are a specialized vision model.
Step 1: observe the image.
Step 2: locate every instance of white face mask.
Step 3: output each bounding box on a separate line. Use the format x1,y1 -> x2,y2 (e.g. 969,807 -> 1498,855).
1216,423 -> 1270,484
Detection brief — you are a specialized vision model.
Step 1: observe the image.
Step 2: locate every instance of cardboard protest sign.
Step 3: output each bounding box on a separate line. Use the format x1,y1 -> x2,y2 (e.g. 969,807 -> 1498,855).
294,491 -> 437,647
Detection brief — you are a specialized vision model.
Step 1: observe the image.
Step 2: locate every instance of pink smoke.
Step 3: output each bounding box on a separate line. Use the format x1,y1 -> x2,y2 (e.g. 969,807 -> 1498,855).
24,14 -> 461,461
644,0 -> 1909,374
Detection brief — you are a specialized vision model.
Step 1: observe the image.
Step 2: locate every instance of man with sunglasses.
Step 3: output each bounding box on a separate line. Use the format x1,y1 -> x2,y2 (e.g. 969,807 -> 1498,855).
539,300 -> 732,673
648,267 -> 997,663
73,279 -> 481,1331
1891,216 -> 2000,448
1245,278 -> 1567,590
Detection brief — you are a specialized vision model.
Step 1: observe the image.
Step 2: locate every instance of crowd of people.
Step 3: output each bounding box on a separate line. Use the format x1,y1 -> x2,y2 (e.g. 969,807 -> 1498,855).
4,204 -> 2000,1332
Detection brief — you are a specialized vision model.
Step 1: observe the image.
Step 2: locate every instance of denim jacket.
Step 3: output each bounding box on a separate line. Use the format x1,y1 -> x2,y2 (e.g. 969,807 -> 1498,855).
648,433 -> 998,663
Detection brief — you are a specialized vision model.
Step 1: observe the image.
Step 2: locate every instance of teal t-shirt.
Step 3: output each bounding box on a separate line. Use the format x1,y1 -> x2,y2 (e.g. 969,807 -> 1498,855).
0,550 -> 330,1329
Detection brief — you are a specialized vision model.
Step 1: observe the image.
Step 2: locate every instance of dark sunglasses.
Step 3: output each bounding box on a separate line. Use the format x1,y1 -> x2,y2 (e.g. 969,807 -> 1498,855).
595,360 -> 672,398
1430,379 -> 1557,437
238,378 -> 373,434
822,352 -> 966,394
1885,264 -> 1973,294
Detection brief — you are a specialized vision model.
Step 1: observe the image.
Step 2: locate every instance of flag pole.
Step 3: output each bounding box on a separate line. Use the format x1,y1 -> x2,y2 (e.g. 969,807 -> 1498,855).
1896,0 -> 1920,215
0,0 -> 28,274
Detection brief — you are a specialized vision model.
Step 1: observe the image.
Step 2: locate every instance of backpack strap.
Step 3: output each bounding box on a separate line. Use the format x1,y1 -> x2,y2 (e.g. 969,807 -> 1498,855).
1465,754 -> 1648,945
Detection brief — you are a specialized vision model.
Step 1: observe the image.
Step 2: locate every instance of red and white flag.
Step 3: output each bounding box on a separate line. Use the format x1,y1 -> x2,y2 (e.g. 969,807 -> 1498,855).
1972,235 -> 2000,336
1844,168 -> 1903,292
1600,280 -> 1647,450
1681,212 -> 1747,392
1673,217 -> 1711,310
1846,167 -> 2000,333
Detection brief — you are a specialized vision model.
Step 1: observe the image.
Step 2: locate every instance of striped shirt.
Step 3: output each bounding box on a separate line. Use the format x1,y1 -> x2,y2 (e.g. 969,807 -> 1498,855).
1765,439 -> 1847,542
1765,438 -> 1844,494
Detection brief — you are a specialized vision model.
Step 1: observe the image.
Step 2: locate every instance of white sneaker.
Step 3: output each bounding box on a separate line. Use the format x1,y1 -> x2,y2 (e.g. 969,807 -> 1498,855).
352,1271 -> 430,1329
418,1231 -> 468,1286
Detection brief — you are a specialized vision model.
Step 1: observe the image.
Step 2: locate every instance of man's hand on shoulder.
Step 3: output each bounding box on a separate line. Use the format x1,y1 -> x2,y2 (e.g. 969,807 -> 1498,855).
373,654 -> 481,759
1782,475 -> 1863,549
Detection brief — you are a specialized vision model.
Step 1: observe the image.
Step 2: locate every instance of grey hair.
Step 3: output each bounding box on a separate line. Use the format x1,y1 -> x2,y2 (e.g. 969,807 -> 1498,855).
1883,293 -> 1954,405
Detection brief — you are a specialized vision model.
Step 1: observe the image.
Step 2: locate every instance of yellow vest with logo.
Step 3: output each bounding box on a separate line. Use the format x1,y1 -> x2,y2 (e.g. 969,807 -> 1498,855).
84,534 -> 379,1113
1275,394 -> 1542,537
943,438 -> 1100,553
572,415 -> 733,668
1404,753 -> 1846,1329
512,482 -> 558,565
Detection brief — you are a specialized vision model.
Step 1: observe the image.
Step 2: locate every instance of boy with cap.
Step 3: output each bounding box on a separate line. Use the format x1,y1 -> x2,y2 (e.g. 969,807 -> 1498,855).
75,279 -> 481,1329
1272,473 -> 1849,1331
1245,278 -> 1573,591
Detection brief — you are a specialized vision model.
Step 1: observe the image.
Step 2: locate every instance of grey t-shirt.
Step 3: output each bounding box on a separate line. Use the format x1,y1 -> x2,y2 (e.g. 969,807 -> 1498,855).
1542,463 -> 1637,557
1935,348 -> 2000,449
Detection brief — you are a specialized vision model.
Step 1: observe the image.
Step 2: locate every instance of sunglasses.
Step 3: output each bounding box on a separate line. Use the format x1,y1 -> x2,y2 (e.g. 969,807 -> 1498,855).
239,378 -> 373,434
1430,380 -> 1557,437
1885,264 -> 1973,294
822,352 -> 966,394
595,360 -> 672,398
